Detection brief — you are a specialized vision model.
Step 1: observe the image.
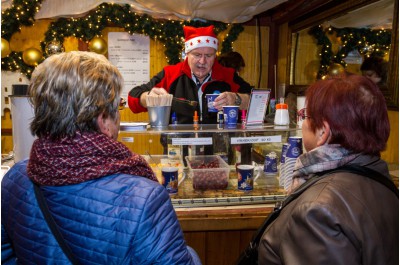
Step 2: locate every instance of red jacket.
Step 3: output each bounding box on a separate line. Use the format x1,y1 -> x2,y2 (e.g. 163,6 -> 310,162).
128,59 -> 252,124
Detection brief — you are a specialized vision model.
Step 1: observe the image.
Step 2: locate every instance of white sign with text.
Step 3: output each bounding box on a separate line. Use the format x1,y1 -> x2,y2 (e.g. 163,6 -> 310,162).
246,89 -> 270,125
108,32 -> 150,98
172,138 -> 213,146
231,135 -> 281,144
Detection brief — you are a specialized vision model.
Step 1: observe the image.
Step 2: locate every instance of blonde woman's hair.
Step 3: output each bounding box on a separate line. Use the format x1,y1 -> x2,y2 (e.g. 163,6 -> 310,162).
29,51 -> 124,139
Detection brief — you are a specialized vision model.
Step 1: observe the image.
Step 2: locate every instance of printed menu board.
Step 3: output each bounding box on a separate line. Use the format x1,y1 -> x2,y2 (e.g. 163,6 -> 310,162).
108,32 -> 150,98
246,89 -> 270,125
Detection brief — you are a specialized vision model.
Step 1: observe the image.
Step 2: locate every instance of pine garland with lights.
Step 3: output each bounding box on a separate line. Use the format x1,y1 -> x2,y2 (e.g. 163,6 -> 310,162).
1,0 -> 43,40
308,25 -> 334,78
2,51 -> 35,74
1,0 -> 43,77
2,1 -> 244,78
309,25 -> 391,78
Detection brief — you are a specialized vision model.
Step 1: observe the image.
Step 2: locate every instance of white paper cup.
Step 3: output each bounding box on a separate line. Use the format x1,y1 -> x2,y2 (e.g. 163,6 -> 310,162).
297,96 -> 306,128
206,94 -> 219,112
223,105 -> 239,127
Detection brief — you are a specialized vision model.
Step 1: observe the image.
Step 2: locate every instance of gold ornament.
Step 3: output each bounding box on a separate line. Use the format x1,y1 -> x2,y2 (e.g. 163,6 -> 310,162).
327,63 -> 345,76
88,37 -> 108,55
45,39 -> 64,55
1,38 -> 11,58
22,48 -> 43,66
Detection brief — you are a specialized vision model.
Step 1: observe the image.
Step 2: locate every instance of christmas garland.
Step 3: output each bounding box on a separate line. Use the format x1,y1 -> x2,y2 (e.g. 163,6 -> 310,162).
1,1 -> 244,78
309,25 -> 391,78
1,0 -> 44,76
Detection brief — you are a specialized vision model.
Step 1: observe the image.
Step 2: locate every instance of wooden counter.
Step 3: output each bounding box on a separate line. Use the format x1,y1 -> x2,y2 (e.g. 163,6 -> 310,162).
176,204 -> 275,265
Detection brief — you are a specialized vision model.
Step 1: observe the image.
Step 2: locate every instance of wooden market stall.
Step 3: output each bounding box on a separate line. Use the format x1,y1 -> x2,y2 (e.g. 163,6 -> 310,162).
1,0 -> 398,264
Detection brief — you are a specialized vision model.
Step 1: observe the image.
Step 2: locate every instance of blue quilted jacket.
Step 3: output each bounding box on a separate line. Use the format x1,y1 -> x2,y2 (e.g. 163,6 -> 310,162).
1,159 -> 195,264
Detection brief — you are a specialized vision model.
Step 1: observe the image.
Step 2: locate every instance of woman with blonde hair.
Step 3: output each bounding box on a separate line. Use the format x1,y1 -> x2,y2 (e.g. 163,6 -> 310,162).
2,51 -> 201,264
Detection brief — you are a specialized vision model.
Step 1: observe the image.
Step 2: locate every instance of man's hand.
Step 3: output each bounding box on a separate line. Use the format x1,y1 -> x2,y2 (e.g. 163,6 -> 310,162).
140,88 -> 168,107
213,92 -> 249,110
149,88 -> 168,96
213,92 -> 237,110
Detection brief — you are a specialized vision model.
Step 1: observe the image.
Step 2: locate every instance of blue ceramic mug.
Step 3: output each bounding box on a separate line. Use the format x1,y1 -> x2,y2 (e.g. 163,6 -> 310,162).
161,167 -> 183,194
237,164 -> 260,191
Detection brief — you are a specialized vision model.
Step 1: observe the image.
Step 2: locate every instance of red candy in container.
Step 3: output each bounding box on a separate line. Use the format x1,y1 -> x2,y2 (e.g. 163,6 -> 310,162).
185,155 -> 230,190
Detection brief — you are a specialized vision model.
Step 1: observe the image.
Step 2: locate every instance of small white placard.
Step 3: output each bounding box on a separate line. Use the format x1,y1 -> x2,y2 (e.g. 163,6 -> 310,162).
121,137 -> 134,143
172,137 -> 213,145
246,89 -> 271,125
231,135 -> 281,144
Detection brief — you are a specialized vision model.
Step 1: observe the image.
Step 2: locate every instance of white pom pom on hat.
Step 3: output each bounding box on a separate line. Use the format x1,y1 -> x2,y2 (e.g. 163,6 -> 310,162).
184,25 -> 219,53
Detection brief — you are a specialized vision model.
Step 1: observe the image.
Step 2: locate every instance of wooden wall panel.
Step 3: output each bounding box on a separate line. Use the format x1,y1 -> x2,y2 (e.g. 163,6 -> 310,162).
1,109 -> 13,155
206,231 -> 241,265
277,23 -> 289,87
381,110 -> 399,164
231,25 -> 270,88
292,28 -> 320,85
118,110 -> 163,155
9,20 -> 52,51
184,232 -> 206,264
183,229 -> 256,265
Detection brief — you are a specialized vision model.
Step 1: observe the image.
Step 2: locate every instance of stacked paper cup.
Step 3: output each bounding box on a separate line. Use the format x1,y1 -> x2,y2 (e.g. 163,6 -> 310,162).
282,136 -> 303,191
278,143 -> 289,188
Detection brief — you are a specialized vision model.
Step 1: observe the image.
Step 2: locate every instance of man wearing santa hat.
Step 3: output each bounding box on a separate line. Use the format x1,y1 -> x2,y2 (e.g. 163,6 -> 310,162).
128,25 -> 252,124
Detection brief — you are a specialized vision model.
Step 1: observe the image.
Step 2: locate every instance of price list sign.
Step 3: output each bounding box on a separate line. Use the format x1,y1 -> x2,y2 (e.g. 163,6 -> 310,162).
246,89 -> 270,125
108,32 -> 150,98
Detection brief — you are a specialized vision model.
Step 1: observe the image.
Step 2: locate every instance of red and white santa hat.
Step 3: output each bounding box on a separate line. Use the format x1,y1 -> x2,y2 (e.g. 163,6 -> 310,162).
184,25 -> 218,53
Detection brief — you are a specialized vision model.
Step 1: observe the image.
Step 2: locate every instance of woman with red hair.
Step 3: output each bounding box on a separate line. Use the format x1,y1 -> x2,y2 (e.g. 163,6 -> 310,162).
258,74 -> 398,265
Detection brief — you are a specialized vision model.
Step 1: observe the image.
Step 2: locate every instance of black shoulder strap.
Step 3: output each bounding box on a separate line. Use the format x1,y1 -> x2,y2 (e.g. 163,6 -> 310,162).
33,183 -> 81,265
317,164 -> 399,198
236,170 -> 335,264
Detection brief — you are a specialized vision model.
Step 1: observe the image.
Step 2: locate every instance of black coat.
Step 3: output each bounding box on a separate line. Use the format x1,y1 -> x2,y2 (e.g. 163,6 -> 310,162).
128,59 -> 252,124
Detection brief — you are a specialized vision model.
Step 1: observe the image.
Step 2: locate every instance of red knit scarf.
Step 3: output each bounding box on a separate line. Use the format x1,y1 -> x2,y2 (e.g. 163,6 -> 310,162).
28,131 -> 157,186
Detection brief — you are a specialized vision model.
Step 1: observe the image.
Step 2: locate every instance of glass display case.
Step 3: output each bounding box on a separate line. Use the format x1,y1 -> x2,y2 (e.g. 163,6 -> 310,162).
118,123 -> 301,208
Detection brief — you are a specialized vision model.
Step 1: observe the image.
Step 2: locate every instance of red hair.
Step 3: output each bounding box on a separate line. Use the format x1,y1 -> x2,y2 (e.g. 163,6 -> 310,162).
305,74 -> 390,155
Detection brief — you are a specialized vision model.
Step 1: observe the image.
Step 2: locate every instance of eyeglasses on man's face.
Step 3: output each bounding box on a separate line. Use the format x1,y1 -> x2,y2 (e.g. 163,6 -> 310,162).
189,52 -> 216,61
